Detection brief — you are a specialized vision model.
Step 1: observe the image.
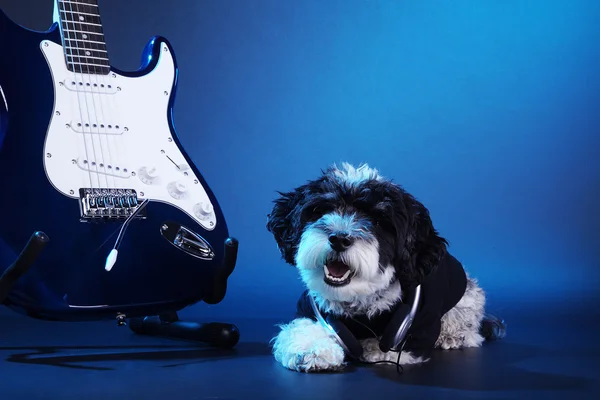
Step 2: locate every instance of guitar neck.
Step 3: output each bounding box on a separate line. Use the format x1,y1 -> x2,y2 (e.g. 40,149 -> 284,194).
56,0 -> 111,75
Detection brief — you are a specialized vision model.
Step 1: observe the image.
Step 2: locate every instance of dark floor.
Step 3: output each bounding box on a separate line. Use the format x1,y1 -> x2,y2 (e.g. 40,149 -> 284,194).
1,300 -> 599,400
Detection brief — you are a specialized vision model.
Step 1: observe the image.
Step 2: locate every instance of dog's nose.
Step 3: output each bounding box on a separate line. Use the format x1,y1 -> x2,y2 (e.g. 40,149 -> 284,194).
329,232 -> 353,252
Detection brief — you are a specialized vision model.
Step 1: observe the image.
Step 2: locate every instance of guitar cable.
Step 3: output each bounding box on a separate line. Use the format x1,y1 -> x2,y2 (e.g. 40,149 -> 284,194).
105,199 -> 150,271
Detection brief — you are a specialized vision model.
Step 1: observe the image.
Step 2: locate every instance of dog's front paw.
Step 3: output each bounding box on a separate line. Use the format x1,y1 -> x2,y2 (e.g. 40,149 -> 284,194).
292,347 -> 346,372
360,338 -> 429,365
271,318 -> 346,372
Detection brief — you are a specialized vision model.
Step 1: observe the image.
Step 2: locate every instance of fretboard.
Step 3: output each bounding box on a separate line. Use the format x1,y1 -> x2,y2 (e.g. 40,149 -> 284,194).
57,0 -> 110,75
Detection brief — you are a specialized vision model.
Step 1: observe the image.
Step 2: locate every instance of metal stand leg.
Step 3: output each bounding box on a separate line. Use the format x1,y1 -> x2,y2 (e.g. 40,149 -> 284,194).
0,231 -> 49,304
129,313 -> 240,348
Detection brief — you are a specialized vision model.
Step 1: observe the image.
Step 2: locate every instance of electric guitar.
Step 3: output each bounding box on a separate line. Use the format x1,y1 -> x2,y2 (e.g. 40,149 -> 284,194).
0,0 -> 237,321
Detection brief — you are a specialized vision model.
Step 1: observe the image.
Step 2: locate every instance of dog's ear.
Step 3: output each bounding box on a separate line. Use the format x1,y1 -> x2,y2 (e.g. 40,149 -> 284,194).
266,185 -> 310,265
393,193 -> 448,287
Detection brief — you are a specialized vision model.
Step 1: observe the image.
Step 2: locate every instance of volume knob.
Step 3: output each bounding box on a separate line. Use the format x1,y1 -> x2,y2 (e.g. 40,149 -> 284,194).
138,166 -> 159,184
167,181 -> 188,199
193,202 -> 214,220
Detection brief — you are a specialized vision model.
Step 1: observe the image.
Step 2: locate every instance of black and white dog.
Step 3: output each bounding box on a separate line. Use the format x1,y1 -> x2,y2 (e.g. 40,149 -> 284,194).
266,163 -> 504,372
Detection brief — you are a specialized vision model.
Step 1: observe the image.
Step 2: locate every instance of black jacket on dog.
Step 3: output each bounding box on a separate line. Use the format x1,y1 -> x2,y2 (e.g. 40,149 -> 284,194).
295,252 -> 467,359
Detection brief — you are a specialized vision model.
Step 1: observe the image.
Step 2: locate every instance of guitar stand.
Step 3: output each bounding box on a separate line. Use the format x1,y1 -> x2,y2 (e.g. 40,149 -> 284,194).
128,237 -> 241,349
0,231 -> 50,304
0,233 -> 241,349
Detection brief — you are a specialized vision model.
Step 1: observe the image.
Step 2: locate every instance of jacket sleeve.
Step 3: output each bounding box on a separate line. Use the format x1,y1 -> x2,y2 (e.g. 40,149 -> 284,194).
401,252 -> 467,358
295,289 -> 317,320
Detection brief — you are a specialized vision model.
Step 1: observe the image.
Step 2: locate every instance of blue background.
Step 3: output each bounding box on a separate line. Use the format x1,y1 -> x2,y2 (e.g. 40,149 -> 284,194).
1,0 -> 598,320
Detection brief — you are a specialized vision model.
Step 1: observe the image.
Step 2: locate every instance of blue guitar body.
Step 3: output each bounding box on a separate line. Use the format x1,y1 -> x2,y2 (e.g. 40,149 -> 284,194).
0,3 -> 238,326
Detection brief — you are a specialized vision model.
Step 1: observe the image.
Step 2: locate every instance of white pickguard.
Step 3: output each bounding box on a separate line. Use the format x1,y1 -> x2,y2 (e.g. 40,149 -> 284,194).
39,40 -> 217,231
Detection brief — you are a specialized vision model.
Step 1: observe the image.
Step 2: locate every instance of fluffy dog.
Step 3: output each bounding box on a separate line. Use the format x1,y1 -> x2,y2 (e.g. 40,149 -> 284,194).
266,162 -> 504,372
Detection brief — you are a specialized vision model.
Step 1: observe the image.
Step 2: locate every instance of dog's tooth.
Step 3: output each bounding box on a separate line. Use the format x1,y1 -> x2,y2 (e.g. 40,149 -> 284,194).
341,270 -> 351,280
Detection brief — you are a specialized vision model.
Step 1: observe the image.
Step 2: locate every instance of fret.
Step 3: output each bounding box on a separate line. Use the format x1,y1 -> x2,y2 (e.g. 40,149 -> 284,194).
62,21 -> 103,35
66,54 -> 109,63
75,21 -> 102,27
65,46 -> 107,58
59,10 -> 101,25
65,57 -> 109,75
61,9 -> 98,17
63,29 -> 104,43
64,38 -> 106,48
68,62 -> 110,75
58,2 -> 98,16
60,0 -> 98,7
68,61 -> 107,68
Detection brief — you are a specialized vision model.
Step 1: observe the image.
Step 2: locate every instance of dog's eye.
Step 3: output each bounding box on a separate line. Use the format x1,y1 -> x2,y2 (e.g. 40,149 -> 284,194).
353,200 -> 371,212
375,218 -> 396,234
301,203 -> 333,222
375,199 -> 393,211
312,204 -> 333,215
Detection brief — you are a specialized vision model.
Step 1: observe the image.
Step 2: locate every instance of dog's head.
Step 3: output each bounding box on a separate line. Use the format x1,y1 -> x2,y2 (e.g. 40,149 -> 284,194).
267,163 -> 447,304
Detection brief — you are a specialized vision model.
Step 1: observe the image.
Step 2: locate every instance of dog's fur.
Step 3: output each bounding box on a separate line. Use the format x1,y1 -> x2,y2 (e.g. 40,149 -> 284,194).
266,163 -> 494,372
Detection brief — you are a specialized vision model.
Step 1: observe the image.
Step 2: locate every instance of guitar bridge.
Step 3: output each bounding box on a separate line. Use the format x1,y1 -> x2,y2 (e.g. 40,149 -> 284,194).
79,188 -> 147,222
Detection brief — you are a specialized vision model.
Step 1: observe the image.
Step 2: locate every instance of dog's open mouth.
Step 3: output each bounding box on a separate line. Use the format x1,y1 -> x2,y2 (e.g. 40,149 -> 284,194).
323,260 -> 354,286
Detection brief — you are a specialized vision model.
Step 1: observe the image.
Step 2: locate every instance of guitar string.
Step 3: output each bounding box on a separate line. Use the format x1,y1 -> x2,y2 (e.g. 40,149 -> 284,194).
68,0 -> 109,191
64,0 -> 103,191
93,2 -> 124,194
90,0 -> 133,201
77,0 -> 115,188
60,0 -> 93,193
73,0 -> 116,191
96,15 -> 121,193
63,0 -> 94,189
93,0 -> 119,192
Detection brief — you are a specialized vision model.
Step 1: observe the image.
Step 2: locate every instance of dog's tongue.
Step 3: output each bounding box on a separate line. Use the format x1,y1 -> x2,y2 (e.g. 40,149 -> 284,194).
326,261 -> 350,278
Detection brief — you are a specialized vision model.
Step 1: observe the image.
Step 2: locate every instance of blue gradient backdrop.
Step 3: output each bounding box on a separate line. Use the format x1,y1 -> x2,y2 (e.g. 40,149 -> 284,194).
1,0 -> 598,320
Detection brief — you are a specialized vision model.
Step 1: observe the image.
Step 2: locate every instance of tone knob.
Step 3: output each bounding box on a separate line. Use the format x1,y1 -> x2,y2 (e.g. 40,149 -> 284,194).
167,181 -> 188,199
138,166 -> 159,184
193,202 -> 214,220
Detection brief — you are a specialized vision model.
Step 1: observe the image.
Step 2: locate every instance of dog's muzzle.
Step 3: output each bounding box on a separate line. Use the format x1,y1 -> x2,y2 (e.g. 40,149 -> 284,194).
324,232 -> 356,286
323,259 -> 354,286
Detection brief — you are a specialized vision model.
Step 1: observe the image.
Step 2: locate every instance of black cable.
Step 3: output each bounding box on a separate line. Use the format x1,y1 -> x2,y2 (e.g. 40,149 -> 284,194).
349,316 -> 408,375
359,347 -> 405,374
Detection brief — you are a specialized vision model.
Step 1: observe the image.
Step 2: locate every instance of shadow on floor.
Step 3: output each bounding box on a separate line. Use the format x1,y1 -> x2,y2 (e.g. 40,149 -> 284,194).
0,341 -> 272,370
370,341 -> 596,392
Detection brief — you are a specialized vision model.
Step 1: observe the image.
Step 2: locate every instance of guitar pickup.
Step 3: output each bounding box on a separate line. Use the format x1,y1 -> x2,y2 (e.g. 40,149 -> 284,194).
62,79 -> 119,94
76,158 -> 131,179
71,121 -> 126,135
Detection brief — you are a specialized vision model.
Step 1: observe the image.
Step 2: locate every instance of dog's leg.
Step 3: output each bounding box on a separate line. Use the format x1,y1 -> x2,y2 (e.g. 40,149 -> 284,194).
359,338 -> 429,365
436,276 -> 486,350
271,318 -> 346,372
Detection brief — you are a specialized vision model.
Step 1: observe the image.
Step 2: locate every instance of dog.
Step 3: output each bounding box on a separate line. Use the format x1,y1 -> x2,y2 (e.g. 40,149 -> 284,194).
266,162 -> 505,372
